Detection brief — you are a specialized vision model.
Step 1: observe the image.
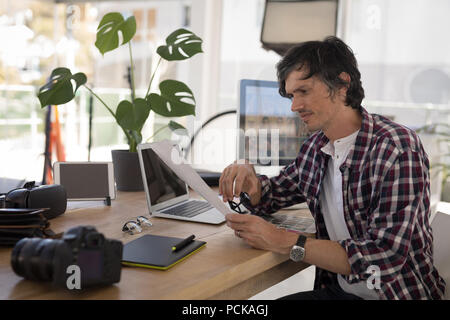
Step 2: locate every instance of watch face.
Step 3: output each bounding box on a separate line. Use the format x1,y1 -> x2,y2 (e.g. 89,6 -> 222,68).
290,245 -> 305,262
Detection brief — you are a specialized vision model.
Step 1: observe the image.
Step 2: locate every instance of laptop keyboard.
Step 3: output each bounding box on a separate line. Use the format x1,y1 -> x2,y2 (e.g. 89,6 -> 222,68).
160,200 -> 213,218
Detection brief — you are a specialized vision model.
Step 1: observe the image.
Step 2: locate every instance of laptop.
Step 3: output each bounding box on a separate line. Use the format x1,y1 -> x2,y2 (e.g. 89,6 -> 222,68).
137,143 -> 226,224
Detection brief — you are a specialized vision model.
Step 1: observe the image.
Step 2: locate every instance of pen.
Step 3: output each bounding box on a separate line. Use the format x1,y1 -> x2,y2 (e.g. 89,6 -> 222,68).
172,234 -> 195,252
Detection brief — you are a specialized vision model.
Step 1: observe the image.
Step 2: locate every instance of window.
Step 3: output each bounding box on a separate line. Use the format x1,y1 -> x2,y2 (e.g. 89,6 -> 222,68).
1,0 -> 448,194
0,0 -> 196,182
343,0 -> 450,127
342,0 -> 450,204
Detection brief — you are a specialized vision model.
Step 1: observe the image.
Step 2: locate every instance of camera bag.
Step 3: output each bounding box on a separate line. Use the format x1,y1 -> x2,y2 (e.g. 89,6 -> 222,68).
3,182 -> 67,220
0,208 -> 61,246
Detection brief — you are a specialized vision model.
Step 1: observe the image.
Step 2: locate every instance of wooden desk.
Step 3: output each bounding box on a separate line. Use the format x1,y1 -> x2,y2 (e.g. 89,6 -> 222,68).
0,191 -> 311,300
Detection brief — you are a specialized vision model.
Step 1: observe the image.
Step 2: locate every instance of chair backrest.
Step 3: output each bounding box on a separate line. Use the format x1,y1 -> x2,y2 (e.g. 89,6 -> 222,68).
431,210 -> 450,299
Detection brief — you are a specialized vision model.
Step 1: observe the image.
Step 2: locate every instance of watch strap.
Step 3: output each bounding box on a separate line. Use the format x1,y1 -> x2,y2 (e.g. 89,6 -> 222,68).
296,235 -> 307,248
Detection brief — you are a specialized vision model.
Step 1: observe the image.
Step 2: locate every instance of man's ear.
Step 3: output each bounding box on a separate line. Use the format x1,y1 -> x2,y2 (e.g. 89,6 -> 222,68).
338,72 -> 351,101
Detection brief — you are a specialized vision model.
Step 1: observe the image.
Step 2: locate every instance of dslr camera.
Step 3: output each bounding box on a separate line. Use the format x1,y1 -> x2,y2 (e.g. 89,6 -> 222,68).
11,226 -> 122,288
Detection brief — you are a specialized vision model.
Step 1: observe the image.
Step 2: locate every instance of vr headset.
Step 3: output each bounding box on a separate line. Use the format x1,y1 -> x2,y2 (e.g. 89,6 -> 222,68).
0,181 -> 67,219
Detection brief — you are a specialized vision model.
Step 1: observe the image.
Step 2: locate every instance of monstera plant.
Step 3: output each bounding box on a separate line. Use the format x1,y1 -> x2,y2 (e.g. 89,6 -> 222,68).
37,12 -> 202,190
37,12 -> 202,152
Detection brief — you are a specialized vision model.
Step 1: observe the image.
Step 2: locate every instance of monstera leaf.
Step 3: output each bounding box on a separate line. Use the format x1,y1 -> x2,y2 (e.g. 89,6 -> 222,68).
95,12 -> 136,55
115,98 -> 151,131
147,80 -> 196,117
37,67 -> 87,107
157,28 -> 203,61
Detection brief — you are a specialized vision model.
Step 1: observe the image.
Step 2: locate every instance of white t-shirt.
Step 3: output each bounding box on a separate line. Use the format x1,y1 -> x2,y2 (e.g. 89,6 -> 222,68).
320,130 -> 379,300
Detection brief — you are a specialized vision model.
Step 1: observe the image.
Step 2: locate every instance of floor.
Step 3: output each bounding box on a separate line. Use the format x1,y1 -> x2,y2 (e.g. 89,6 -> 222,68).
249,265 -> 316,300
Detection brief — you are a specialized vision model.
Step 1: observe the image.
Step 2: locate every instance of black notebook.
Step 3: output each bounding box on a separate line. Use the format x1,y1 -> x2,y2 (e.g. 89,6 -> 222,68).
121,234 -> 206,270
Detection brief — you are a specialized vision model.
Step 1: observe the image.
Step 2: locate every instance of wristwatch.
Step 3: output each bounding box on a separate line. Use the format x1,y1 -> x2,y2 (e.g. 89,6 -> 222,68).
290,235 -> 307,262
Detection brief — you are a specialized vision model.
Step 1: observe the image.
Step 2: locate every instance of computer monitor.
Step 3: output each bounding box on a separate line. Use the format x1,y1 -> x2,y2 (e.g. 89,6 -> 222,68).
237,79 -> 309,169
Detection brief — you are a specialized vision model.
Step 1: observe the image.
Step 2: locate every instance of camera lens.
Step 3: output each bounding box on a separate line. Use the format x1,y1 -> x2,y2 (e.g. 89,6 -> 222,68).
11,238 -> 43,281
29,239 -> 52,281
11,237 -> 64,282
32,239 -> 59,281
11,238 -> 29,277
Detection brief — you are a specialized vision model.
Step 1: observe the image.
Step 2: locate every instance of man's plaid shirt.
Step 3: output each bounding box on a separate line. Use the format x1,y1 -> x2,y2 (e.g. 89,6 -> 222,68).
250,107 -> 446,299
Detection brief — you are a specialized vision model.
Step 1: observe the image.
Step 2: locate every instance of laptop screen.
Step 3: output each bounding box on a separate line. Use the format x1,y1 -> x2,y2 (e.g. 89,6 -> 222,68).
140,147 -> 187,205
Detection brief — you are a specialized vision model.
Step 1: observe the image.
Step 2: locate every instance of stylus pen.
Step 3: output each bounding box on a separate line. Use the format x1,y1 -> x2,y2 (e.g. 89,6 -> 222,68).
172,234 -> 195,252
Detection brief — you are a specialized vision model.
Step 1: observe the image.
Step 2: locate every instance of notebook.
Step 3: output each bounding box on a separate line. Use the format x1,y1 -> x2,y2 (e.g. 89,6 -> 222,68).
137,143 -> 226,224
260,213 -> 316,234
121,234 -> 206,270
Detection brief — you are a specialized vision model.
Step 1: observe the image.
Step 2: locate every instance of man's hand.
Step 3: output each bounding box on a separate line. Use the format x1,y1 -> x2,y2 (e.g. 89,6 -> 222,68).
226,213 -> 351,275
225,213 -> 299,254
219,160 -> 262,206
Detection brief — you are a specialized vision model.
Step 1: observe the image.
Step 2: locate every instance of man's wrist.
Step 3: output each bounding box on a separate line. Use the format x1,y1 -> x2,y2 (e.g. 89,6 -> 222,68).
250,179 -> 262,206
280,230 -> 300,254
252,176 -> 270,206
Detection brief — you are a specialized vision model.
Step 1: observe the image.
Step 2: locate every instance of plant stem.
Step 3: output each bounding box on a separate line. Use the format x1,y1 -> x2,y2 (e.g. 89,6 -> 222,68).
129,138 -> 137,153
83,84 -> 133,149
129,42 -> 136,101
146,56 -> 162,99
83,85 -> 116,120
145,124 -> 168,142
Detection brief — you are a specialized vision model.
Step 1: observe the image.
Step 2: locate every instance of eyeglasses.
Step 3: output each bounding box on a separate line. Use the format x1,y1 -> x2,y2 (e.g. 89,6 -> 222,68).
228,192 -> 252,214
122,216 -> 153,235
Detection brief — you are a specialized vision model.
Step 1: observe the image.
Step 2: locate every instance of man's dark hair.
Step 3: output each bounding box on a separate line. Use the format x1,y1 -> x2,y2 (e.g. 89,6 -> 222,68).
276,36 -> 364,110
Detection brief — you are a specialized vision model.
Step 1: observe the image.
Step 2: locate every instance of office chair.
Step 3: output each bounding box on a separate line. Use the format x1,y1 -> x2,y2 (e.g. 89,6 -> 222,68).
431,209 -> 450,299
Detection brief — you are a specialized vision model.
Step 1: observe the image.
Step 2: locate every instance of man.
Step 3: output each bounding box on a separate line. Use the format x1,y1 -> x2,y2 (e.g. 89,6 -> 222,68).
219,36 -> 446,300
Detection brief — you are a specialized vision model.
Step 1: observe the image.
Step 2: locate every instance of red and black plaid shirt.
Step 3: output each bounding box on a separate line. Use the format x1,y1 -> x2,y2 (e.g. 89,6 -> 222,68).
251,107 -> 446,299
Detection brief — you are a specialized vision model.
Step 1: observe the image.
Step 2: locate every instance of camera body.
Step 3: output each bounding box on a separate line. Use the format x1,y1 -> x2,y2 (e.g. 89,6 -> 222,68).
11,226 -> 122,288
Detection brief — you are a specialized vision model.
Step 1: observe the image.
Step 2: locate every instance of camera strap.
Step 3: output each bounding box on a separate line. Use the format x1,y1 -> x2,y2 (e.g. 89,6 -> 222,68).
43,228 -> 63,239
